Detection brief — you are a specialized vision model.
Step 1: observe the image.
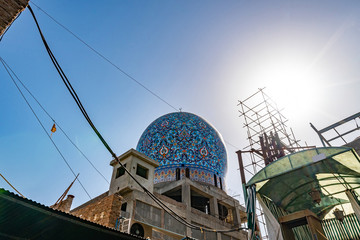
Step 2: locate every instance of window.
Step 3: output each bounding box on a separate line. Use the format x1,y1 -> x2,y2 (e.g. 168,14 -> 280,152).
116,164 -> 126,178
214,174 -> 217,187
121,202 -> 127,212
219,177 -> 223,190
185,168 -> 190,178
136,164 -> 149,179
176,168 -> 180,180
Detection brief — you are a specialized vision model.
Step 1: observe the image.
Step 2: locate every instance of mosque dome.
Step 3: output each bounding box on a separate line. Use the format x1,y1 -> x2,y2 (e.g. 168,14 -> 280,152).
136,112 -> 227,189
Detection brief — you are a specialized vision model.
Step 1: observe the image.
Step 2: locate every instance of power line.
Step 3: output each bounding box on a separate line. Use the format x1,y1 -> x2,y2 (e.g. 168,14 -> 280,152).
29,1 -> 242,155
1,58 -> 109,185
225,140 -> 240,150
27,5 -> 246,233
0,172 -> 25,198
0,57 -> 92,200
27,4 -> 194,229
30,1 -> 178,112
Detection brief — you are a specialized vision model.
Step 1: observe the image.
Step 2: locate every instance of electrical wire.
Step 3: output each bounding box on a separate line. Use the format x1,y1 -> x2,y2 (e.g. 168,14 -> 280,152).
0,57 -> 91,200
1,58 -> 109,185
29,1 -> 178,112
29,1 -> 241,156
225,140 -> 240,150
27,5 -> 246,233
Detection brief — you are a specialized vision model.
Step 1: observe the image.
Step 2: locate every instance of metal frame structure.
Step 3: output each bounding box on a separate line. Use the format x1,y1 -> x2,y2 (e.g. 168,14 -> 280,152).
310,112 -> 360,147
237,88 -> 312,239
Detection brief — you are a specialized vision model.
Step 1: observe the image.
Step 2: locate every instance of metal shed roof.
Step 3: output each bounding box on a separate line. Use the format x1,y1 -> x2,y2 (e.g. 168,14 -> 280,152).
246,147 -> 360,218
0,188 -> 144,240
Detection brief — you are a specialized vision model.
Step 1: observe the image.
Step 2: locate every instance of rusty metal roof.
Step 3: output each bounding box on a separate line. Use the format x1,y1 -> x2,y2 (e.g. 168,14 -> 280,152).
0,0 -> 29,36
0,188 -> 144,240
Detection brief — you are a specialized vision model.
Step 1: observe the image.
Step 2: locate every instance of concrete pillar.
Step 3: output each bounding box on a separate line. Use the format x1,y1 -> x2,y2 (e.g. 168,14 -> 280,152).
233,202 -> 241,227
209,197 -> 219,218
126,199 -> 135,221
210,198 -> 221,240
182,181 -> 192,237
182,182 -> 191,208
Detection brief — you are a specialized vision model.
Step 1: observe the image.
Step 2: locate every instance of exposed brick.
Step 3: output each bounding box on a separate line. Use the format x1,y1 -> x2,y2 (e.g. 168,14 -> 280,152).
51,195 -> 74,213
71,193 -> 123,228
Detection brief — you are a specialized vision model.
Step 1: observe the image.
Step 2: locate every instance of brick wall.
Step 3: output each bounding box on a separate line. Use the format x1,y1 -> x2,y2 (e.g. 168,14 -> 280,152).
71,193 -> 123,228
0,0 -> 29,36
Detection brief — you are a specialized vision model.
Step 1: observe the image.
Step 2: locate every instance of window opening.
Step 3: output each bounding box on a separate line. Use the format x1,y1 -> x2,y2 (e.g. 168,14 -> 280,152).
116,164 -> 126,178
121,202 -> 127,212
176,168 -> 180,180
136,164 -> 149,179
185,167 -> 190,178
191,190 -> 210,214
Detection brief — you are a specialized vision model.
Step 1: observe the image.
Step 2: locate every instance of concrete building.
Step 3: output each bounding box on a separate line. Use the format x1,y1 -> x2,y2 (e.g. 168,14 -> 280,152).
70,112 -> 248,239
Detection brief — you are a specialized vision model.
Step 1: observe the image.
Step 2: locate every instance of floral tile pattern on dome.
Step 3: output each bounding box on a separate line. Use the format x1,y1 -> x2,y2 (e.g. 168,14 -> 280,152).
136,112 -> 227,188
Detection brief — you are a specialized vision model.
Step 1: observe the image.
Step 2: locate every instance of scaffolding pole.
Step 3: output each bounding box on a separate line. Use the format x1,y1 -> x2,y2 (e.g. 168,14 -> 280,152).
237,88 -> 311,240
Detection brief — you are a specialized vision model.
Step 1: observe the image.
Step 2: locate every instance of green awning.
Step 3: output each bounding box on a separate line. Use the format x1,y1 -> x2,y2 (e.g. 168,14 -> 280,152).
0,188 -> 144,240
246,147 -> 360,218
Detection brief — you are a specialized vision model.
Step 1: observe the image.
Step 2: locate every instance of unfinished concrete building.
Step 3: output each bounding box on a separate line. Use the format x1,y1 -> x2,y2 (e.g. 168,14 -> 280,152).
70,112 -> 247,239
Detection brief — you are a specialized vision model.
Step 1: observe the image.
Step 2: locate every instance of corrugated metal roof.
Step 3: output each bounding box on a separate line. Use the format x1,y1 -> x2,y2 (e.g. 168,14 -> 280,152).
247,147 -> 360,217
0,188 -> 144,240
0,0 -> 29,36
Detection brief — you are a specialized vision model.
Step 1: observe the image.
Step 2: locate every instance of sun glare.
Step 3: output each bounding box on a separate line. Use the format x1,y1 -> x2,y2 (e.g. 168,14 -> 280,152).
252,59 -> 325,120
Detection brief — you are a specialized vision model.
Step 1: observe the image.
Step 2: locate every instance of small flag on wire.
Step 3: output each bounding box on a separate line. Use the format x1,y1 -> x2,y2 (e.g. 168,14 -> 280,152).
50,123 -> 56,137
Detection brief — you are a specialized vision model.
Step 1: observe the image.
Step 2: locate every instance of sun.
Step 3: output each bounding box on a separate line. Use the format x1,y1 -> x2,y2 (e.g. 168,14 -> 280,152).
252,58 -> 325,120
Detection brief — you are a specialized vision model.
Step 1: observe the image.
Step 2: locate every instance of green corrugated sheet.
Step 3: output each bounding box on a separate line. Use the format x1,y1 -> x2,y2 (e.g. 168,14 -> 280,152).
260,195 -> 313,240
322,214 -> 360,239
247,147 -> 360,217
0,188 -> 144,240
261,195 -> 360,240
247,147 -> 360,239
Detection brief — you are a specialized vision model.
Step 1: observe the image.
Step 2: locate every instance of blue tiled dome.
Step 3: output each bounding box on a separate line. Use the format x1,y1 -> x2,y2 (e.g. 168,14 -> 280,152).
136,112 -> 227,188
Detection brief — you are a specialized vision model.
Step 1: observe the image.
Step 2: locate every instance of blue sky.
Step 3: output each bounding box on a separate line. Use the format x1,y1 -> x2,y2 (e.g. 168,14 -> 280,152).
1,0 -> 360,208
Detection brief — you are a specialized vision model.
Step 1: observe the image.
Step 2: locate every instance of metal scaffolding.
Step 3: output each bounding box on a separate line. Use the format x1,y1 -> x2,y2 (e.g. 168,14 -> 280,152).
237,88 -> 312,239
310,112 -> 360,147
